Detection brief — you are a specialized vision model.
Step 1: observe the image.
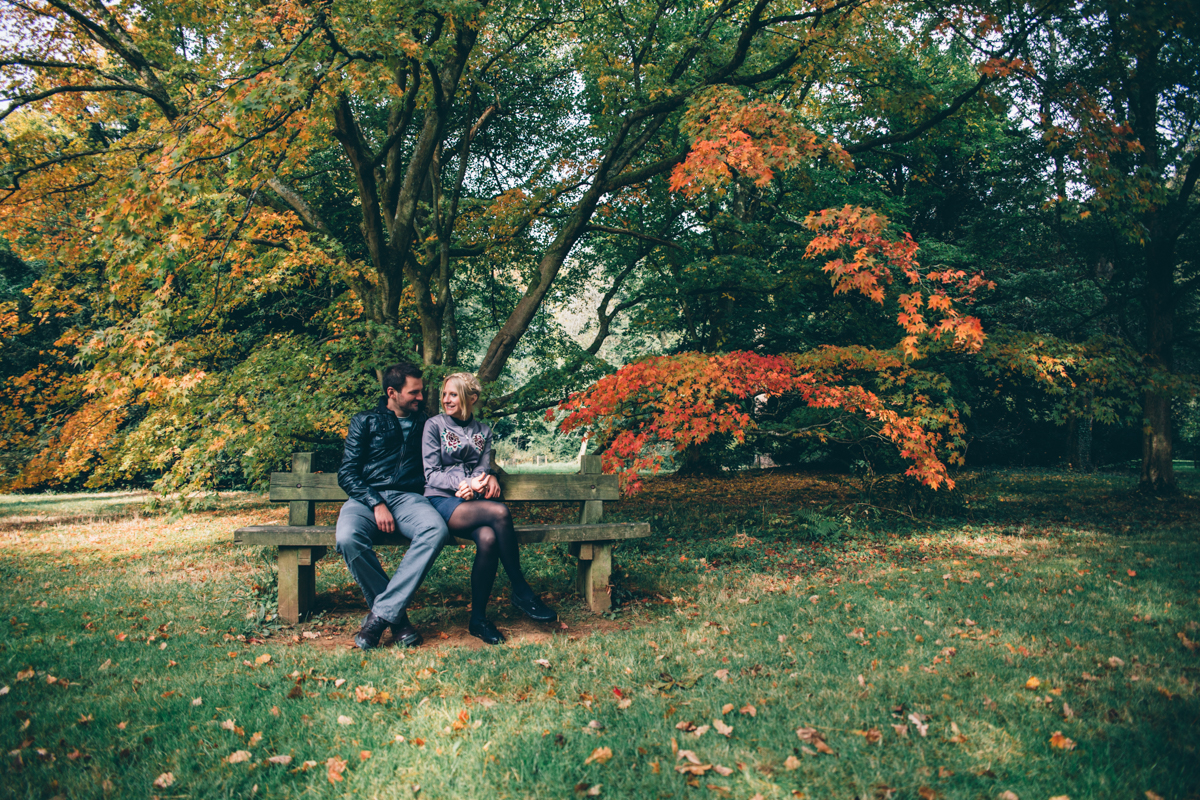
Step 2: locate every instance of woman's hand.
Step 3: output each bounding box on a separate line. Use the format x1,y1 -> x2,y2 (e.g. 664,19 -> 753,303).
455,480 -> 475,500
470,473 -> 501,499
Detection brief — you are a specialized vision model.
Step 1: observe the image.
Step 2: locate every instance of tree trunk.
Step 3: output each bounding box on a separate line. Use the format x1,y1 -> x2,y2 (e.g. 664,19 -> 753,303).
1066,393 -> 1093,472
1139,231 -> 1176,493
673,444 -> 722,476
1141,390 -> 1173,491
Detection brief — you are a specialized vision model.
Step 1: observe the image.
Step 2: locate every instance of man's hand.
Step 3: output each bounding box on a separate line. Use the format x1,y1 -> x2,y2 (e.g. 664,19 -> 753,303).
373,503 -> 396,533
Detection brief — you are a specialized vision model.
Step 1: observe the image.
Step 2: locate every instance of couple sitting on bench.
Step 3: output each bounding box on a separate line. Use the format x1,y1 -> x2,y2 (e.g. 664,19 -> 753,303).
337,362 -> 556,649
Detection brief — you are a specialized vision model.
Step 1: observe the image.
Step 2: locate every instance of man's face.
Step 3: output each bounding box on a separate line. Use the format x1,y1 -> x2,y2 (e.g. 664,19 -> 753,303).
387,376 -> 424,416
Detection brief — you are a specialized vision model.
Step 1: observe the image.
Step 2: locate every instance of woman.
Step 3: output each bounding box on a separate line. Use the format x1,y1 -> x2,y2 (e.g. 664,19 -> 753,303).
422,372 -> 557,644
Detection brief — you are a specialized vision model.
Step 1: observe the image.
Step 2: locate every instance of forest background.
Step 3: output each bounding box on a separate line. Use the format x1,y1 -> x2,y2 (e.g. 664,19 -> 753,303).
0,0 -> 1197,498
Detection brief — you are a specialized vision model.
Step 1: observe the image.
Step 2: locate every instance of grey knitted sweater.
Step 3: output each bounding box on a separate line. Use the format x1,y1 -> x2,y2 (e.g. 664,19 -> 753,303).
421,413 -> 494,498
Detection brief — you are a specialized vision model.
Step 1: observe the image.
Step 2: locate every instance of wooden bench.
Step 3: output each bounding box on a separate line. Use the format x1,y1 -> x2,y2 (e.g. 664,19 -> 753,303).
234,453 -> 650,623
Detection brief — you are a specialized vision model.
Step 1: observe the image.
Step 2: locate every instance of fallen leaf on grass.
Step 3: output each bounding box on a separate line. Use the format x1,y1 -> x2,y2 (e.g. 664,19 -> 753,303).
1024,677 -> 1041,690
712,764 -> 734,776
192,697 -> 202,706
677,750 -> 701,764
891,724 -> 908,737
220,719 -> 237,731
721,703 -> 734,715
997,792 -> 1019,800
1048,796 -> 1070,800
16,668 -> 33,681
334,678 -> 347,688
1178,632 -> 1198,652
337,715 -> 354,726
796,727 -> 834,754
326,756 -> 348,784
947,722 -> 967,743
227,750 -> 252,764
359,750 -> 372,761
740,704 -> 756,717
574,783 -> 602,796
1106,657 -> 1125,669
618,698 -> 632,709
248,732 -> 262,747
938,766 -> 953,778
1049,731 -> 1076,750
534,659 -> 551,669
1145,793 -> 1164,800
584,747 -> 613,766
692,725 -> 711,737
917,787 -> 940,800
267,755 -> 292,765
675,762 -> 713,776
254,654 -> 271,666
713,669 -> 729,682
784,755 -> 801,770
152,772 -> 174,788
712,719 -> 733,737
707,784 -> 733,797
301,760 -> 317,770
863,727 -> 882,744
907,713 -> 929,737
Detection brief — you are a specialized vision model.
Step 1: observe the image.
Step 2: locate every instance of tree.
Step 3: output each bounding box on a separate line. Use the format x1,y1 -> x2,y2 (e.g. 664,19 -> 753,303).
0,0 -> 1055,491
1012,0 -> 1200,491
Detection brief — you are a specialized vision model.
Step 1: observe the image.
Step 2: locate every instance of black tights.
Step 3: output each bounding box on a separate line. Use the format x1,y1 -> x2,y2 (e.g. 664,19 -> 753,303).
446,500 -> 532,621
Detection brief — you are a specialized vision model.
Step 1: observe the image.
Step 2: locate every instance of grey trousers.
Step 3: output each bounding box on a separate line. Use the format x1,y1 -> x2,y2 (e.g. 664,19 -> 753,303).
335,491 -> 451,624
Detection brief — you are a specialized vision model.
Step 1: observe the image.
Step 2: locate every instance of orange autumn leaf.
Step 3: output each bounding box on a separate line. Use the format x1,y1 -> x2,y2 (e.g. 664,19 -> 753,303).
326,756 -> 348,783
1049,731 -> 1077,751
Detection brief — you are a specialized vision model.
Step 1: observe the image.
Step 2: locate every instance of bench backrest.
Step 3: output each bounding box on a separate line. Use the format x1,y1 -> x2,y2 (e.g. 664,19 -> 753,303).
275,452 -> 615,526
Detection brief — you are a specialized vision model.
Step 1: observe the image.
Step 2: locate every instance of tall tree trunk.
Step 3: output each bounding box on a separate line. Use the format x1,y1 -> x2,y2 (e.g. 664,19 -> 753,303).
1139,233 -> 1176,493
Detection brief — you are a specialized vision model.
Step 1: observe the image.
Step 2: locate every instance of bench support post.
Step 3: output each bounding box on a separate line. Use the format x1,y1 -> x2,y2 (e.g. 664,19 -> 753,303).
280,453 -> 319,624
277,545 -> 324,624
575,454 -> 612,612
575,542 -> 612,613
289,453 -> 316,526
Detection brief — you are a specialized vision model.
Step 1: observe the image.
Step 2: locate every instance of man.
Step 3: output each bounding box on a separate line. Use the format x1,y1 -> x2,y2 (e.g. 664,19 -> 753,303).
336,362 -> 451,649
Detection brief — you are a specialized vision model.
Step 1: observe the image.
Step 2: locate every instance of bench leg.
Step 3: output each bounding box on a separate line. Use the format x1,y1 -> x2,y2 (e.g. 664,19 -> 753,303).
574,542 -> 612,613
277,546 -> 322,624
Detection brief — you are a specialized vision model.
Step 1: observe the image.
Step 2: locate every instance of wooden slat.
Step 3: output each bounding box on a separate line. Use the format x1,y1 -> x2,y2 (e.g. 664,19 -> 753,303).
499,473 -> 619,501
268,470 -> 620,503
234,521 -> 650,548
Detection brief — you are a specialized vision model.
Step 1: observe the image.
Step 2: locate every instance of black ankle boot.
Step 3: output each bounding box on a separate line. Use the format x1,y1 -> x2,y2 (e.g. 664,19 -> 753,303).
354,611 -> 391,650
511,592 -> 557,623
390,613 -> 423,648
468,618 -> 505,645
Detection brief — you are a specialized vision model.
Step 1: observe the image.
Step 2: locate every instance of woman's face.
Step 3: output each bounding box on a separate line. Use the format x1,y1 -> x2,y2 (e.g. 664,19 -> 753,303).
442,385 -> 466,419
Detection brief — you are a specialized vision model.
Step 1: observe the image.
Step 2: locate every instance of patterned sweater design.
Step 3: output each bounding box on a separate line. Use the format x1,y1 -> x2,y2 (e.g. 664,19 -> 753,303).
421,413 -> 494,498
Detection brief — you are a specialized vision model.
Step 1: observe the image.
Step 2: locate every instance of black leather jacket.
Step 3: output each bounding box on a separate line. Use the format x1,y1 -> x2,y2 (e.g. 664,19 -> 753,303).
337,397 -> 427,508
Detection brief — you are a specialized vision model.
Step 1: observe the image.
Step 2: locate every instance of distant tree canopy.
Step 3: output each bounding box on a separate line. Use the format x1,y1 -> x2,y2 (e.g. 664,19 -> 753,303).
0,0 -> 1195,494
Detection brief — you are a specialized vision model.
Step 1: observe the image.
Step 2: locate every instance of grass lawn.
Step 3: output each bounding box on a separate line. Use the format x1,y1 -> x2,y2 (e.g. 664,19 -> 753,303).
2,469 -> 1198,799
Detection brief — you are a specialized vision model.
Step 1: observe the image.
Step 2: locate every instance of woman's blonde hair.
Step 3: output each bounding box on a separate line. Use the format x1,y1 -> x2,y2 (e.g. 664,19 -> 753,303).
442,371 -> 482,419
